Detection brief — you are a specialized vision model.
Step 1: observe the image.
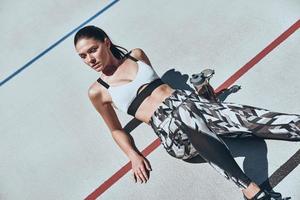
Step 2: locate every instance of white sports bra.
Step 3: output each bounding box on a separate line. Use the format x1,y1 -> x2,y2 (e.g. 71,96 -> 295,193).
98,52 -> 160,113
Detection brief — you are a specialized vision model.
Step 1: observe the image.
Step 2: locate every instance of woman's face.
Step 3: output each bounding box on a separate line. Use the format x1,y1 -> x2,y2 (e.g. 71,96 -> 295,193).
75,37 -> 111,72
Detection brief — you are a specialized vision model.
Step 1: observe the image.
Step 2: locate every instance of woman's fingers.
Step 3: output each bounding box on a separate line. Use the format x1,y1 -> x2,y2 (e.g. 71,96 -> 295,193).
140,168 -> 148,182
136,170 -> 146,183
132,172 -> 137,183
143,160 -> 152,171
134,171 -> 143,183
133,169 -> 148,183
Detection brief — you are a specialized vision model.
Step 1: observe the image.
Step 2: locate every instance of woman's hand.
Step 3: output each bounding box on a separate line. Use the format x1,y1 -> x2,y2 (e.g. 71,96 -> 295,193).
129,152 -> 152,183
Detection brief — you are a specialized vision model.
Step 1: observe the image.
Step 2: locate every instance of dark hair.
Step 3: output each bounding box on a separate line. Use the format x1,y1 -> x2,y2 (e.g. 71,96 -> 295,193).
74,25 -> 128,59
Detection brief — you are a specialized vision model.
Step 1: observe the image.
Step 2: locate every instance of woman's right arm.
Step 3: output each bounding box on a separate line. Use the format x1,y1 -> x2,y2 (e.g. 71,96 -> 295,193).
87,84 -> 152,183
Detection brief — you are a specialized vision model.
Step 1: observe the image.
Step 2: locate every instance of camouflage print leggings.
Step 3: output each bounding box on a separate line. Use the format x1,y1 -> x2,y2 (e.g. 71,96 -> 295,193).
149,89 -> 300,189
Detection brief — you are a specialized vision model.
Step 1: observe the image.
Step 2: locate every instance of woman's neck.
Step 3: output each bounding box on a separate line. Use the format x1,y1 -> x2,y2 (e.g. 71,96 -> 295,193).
102,56 -> 123,76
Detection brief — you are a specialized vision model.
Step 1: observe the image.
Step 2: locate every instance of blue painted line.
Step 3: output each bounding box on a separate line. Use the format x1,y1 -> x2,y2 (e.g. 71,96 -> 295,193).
0,0 -> 119,87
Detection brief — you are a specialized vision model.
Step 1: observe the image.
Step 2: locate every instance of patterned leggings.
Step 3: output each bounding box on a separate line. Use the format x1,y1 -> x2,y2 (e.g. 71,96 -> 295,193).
149,89 -> 300,189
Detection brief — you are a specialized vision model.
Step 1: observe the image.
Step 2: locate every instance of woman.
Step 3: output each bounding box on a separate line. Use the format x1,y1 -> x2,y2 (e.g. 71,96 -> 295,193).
74,25 -> 300,200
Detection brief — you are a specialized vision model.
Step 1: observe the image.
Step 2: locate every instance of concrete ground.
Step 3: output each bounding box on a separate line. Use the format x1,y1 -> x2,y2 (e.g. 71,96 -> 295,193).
1,0 -> 299,199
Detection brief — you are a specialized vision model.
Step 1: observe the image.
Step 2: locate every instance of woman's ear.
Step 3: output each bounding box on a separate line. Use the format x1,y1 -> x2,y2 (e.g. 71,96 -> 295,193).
104,38 -> 111,48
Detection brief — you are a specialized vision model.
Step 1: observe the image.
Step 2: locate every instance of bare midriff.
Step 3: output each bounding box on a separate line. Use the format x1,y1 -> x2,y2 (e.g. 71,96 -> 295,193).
134,83 -> 175,125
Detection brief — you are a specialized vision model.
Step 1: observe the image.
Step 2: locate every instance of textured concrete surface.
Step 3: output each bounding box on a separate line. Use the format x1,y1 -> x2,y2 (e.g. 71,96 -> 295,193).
1,1 -> 299,200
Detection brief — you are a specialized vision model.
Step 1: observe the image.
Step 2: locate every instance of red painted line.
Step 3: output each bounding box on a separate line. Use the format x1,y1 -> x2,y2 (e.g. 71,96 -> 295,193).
85,19 -> 300,200
215,19 -> 300,93
85,139 -> 160,200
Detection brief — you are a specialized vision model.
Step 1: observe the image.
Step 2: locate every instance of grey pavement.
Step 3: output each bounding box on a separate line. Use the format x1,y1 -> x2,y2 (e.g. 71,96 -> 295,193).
1,1 -> 299,200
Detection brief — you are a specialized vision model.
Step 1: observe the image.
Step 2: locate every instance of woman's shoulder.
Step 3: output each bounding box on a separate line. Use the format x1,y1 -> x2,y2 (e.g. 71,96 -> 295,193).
88,81 -> 112,104
130,48 -> 144,58
129,48 -> 149,60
